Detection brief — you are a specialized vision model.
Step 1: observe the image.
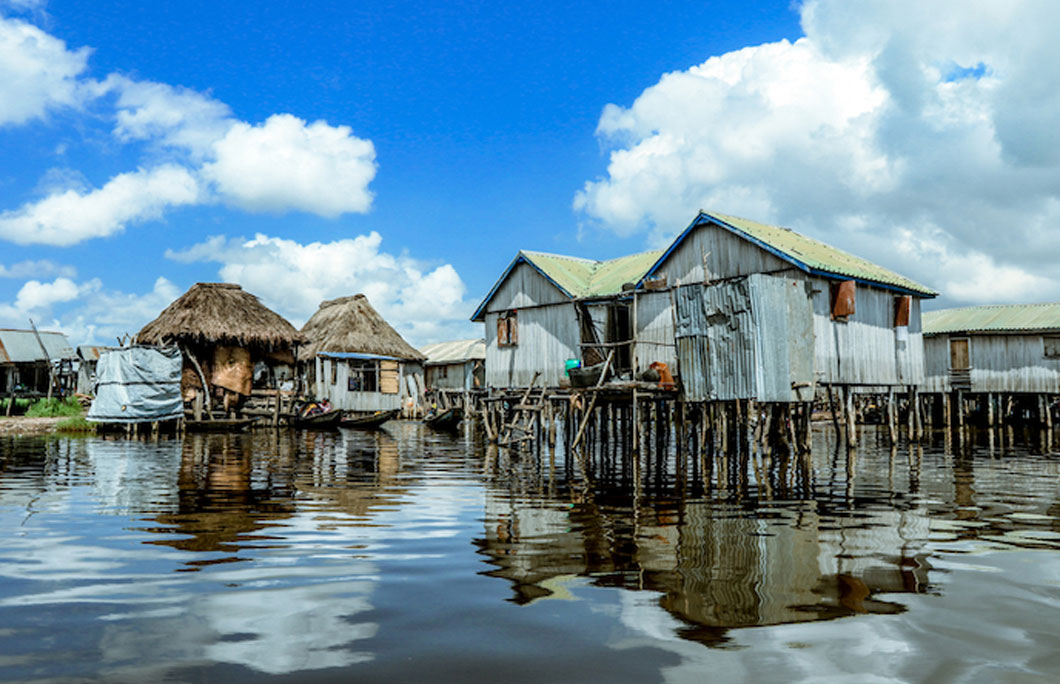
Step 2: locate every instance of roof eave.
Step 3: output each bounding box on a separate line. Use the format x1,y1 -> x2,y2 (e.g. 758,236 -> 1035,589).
471,252 -> 575,322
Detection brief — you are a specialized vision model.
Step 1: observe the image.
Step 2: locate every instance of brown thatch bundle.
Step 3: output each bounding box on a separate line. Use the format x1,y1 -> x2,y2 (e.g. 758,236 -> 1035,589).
136,283 -> 306,350
301,294 -> 425,361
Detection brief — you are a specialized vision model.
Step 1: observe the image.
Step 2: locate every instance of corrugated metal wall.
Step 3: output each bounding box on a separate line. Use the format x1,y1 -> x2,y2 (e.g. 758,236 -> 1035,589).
315,356 -> 407,411
651,221 -> 792,285
924,333 -> 1060,393
484,303 -> 579,388
810,278 -> 925,387
633,290 -> 678,371
484,261 -> 570,313
922,336 -> 951,392
675,274 -> 814,402
426,361 -> 477,391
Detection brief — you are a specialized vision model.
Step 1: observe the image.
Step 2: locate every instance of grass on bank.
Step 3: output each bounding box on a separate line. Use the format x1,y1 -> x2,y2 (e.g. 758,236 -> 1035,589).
55,415 -> 98,434
24,397 -> 84,418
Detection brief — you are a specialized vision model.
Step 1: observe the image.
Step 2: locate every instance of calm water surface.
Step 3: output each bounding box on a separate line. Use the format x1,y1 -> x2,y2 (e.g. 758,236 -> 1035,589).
1,423 -> 1059,683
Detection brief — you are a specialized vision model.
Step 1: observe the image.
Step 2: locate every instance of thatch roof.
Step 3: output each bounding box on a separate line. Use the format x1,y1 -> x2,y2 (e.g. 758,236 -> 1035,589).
300,294 -> 425,361
136,283 -> 306,350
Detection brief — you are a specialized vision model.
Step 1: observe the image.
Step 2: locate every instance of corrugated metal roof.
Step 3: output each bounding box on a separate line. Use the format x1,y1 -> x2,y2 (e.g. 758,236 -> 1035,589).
0,329 -> 75,364
645,211 -> 937,297
923,303 -> 1060,334
472,248 -> 663,321
420,338 -> 485,365
520,249 -> 664,298
77,345 -> 113,361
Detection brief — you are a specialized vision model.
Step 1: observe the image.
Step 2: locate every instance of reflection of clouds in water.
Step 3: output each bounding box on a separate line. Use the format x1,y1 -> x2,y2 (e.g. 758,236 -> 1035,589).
609,551 -> 1059,684
86,438 -> 182,514
204,581 -> 377,673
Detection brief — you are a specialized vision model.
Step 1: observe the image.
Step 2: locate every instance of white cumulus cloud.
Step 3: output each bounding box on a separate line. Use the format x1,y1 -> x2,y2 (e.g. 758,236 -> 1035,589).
0,15 -> 379,246
166,232 -> 475,346
575,0 -> 1060,305
0,164 -> 201,245
0,14 -> 89,126
202,114 -> 376,216
0,259 -> 76,279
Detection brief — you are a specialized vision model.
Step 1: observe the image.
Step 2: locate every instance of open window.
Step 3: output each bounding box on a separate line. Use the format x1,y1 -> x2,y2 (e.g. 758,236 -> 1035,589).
347,359 -> 379,392
497,311 -> 518,347
830,280 -> 856,321
893,295 -> 911,327
1045,337 -> 1060,359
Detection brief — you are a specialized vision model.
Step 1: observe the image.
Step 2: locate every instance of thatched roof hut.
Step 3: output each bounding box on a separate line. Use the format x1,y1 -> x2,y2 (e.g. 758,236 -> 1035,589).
301,294 -> 425,361
136,283 -> 306,351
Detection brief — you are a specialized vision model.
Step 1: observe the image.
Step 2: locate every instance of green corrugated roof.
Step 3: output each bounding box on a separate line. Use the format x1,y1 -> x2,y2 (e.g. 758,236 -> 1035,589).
923,303 -> 1060,334
708,212 -> 937,296
521,249 -> 664,298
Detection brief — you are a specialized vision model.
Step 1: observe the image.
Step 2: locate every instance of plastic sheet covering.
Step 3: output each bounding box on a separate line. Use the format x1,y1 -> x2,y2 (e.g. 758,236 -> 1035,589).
87,346 -> 184,423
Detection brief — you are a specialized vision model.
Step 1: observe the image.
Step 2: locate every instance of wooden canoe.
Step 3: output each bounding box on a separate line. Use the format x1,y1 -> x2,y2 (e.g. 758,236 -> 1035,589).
184,418 -> 259,433
291,408 -> 344,429
340,409 -> 400,429
424,408 -> 462,431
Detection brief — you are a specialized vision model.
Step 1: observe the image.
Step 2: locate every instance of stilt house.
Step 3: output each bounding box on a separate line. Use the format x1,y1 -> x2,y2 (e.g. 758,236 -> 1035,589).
472,212 -> 937,401
420,338 -> 485,392
923,303 -> 1060,400
300,295 -> 425,415
637,211 -> 937,402
135,283 -> 305,414
471,250 -> 663,388
0,328 -> 76,397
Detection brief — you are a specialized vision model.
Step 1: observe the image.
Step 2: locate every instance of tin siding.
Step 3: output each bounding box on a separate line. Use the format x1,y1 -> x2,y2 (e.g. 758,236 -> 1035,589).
651,222 -> 792,285
484,303 -> 579,388
969,335 -> 1060,393
485,261 -> 570,313
922,335 -> 951,392
633,290 -> 677,373
676,274 -> 813,402
811,278 -> 925,387
315,357 -> 404,411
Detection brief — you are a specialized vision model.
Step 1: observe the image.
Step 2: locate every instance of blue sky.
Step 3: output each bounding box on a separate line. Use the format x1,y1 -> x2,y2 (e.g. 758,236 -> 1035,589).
3,0 -> 1060,347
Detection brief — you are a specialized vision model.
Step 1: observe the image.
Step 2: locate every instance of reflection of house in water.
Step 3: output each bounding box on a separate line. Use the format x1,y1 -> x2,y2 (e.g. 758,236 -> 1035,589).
145,433 -> 299,563
476,488 -> 932,645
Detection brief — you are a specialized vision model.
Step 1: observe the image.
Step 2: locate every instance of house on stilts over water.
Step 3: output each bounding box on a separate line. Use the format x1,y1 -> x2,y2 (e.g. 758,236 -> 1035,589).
471,249 -> 663,388
300,294 -> 426,417
472,210 -> 938,449
419,338 -> 486,411
135,282 -> 306,419
922,302 -> 1060,429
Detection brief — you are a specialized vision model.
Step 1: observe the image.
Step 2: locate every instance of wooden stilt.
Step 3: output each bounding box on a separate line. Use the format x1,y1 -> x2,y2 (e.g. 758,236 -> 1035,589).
843,386 -> 857,448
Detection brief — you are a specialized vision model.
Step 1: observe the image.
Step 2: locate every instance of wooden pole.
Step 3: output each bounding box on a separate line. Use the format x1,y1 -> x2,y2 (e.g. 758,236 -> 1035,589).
28,318 -> 57,400
844,387 -> 857,448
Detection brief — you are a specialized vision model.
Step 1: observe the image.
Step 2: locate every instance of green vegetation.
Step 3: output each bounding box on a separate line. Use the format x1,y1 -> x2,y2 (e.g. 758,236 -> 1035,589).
55,416 -> 98,434
25,397 -> 84,418
0,398 -> 33,414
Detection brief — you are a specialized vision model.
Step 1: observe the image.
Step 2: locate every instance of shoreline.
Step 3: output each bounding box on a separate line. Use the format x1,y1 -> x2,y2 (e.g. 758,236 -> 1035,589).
0,417 -> 69,436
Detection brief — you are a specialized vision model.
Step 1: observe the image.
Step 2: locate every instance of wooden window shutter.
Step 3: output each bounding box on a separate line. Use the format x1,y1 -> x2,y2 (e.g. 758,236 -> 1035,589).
894,295 -> 911,327
497,316 -> 509,346
380,360 -> 399,394
831,280 -> 856,320
508,311 -> 518,345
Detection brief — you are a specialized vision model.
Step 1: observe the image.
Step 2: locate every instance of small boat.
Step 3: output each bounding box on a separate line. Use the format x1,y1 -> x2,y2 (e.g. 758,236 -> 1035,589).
340,409 -> 400,429
424,408 -> 462,431
185,417 -> 259,433
291,408 -> 344,429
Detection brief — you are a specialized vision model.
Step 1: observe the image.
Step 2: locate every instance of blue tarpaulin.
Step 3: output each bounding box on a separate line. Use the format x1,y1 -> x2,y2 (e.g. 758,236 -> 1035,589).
87,346 -> 184,423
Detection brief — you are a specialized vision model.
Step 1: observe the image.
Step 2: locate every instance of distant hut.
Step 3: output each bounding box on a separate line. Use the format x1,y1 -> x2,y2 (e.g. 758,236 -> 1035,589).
471,250 -> 663,388
923,303 -> 1060,426
135,283 -> 305,416
421,339 -> 485,391
0,328 -> 76,400
300,294 -> 426,416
